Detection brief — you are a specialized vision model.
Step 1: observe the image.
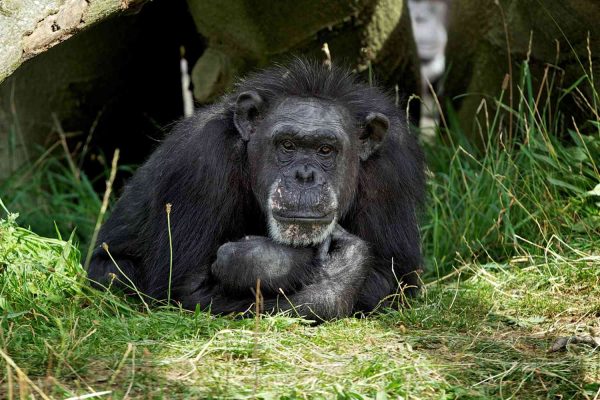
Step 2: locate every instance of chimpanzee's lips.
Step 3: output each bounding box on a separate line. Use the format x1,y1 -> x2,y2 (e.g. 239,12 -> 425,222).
272,212 -> 335,224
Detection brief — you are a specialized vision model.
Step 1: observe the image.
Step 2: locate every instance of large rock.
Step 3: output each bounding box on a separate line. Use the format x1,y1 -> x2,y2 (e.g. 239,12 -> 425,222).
445,0 -> 600,140
186,0 -> 421,105
0,1 -> 194,178
0,0 -> 146,83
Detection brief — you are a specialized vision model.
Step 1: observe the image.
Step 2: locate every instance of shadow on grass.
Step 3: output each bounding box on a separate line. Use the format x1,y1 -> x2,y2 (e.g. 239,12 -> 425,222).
1,281 -> 598,399
375,281 -> 598,399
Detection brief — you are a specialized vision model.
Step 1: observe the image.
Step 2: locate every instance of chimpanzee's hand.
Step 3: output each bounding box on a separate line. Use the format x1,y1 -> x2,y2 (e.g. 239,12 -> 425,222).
211,236 -> 316,295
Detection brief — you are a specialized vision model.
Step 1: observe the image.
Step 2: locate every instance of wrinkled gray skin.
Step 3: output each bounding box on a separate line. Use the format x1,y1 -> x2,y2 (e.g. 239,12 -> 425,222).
250,97 -> 357,247
204,93 -> 388,320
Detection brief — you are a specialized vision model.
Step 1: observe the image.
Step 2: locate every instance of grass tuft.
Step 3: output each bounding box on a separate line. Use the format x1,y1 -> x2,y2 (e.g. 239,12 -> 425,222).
422,57 -> 600,276
0,208 -> 598,398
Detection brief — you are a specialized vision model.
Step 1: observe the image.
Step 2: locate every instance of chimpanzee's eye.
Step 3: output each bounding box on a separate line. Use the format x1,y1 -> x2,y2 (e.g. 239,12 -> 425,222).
281,140 -> 295,152
318,145 -> 333,155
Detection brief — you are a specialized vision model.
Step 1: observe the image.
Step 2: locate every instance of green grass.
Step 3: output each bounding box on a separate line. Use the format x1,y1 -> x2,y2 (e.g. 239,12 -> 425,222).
0,55 -> 599,398
422,61 -> 600,275
0,122 -> 131,253
0,144 -> 105,252
0,208 -> 598,398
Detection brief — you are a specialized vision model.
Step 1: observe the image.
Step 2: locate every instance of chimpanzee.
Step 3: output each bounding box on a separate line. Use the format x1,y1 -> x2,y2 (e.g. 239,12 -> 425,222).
88,58 -> 425,320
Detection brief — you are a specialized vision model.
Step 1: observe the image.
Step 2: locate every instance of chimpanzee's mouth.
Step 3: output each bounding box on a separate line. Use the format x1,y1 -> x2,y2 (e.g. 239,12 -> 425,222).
272,212 -> 335,224
267,180 -> 339,246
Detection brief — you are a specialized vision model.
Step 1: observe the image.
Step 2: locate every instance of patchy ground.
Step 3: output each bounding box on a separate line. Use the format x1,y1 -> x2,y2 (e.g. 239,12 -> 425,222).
0,211 -> 598,399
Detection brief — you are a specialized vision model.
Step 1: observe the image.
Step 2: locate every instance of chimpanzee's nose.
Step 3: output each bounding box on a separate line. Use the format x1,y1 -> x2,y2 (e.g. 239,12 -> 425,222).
295,165 -> 316,184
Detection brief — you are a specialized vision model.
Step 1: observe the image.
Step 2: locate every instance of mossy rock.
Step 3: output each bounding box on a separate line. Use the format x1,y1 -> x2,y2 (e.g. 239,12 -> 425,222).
445,0 -> 600,142
186,0 -> 420,104
0,2 -> 187,179
0,0 -> 147,84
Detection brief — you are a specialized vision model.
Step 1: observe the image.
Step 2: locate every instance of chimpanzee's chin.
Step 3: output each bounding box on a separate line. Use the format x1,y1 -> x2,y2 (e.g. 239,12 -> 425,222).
267,215 -> 336,247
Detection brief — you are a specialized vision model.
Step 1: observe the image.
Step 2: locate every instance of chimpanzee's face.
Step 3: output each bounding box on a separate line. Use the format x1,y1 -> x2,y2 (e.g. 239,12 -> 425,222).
235,92 -> 389,247
246,97 -> 356,246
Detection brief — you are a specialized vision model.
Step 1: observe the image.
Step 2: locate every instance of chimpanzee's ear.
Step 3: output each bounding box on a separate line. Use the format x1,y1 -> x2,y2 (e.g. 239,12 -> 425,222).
359,112 -> 389,161
234,91 -> 264,141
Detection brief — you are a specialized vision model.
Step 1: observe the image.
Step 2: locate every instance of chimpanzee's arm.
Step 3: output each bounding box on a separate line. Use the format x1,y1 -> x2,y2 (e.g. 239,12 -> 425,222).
173,237 -> 320,313
210,236 -> 319,295
175,226 -> 370,320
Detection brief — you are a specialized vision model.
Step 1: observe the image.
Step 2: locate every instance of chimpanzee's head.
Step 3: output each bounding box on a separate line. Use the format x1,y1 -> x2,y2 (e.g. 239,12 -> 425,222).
232,63 -> 391,246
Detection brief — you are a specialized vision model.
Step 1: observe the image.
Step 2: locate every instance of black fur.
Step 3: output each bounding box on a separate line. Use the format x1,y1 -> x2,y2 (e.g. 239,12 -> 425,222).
88,59 -> 425,319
